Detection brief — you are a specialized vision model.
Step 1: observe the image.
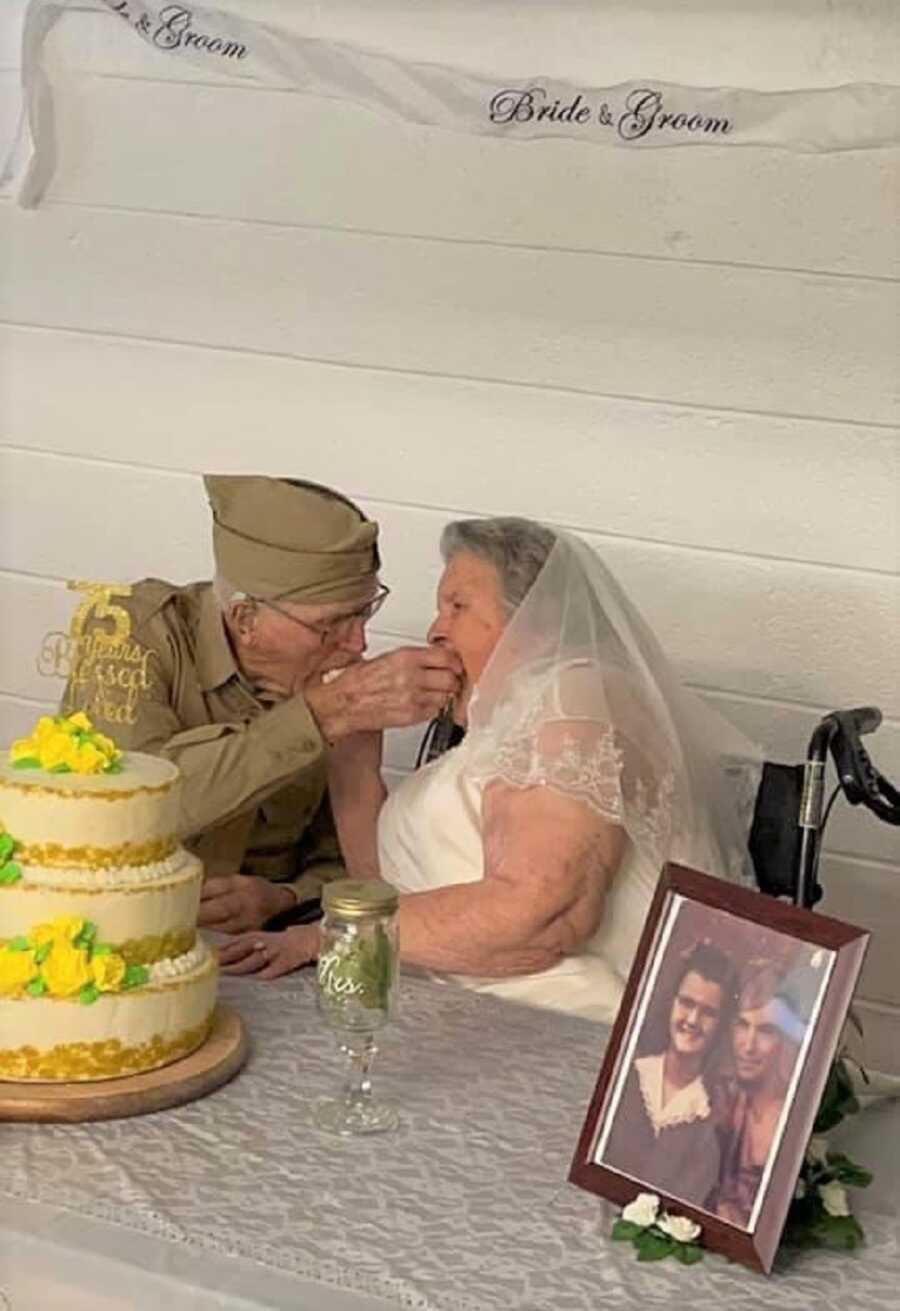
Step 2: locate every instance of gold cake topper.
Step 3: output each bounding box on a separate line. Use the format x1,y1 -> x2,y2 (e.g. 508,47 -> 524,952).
37,581 -> 154,727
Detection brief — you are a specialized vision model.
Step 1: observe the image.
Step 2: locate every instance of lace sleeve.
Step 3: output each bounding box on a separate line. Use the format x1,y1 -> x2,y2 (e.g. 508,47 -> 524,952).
470,664 -> 684,869
489,715 -> 627,826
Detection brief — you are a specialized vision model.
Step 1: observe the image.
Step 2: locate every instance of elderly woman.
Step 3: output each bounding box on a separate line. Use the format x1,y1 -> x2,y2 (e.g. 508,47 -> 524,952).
221,518 -> 759,1021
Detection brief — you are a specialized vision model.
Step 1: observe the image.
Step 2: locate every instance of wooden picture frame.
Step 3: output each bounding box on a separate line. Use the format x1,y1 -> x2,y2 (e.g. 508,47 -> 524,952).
569,864 -> 869,1273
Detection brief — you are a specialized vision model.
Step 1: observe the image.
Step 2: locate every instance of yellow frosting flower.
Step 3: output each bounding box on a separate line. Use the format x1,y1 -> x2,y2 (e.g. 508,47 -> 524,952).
8,713 -> 122,774
9,739 -> 39,764
91,952 -> 127,993
71,742 -> 103,773
31,916 -> 85,947
0,947 -> 39,997
39,733 -> 80,772
41,940 -> 93,998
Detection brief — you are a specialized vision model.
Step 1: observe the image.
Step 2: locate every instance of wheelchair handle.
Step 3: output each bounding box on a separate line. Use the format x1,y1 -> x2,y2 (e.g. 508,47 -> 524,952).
796,705 -> 897,909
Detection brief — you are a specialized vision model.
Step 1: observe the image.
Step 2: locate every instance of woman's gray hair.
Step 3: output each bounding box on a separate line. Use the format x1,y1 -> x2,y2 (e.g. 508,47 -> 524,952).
439,518 -> 557,613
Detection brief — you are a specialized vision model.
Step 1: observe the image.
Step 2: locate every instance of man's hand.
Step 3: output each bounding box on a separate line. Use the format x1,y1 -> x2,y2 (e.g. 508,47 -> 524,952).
198,874 -> 296,933
305,645 -> 462,740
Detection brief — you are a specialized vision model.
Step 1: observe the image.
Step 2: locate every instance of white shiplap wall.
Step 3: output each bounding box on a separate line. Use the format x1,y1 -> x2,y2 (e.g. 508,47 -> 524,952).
1,3 -> 898,1067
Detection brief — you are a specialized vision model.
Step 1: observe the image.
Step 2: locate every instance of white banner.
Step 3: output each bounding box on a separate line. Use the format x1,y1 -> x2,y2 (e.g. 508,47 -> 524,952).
4,0 -> 900,206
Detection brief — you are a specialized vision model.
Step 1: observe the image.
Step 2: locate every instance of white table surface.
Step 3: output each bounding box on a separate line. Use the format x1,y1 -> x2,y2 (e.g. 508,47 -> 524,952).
1,971 -> 897,1311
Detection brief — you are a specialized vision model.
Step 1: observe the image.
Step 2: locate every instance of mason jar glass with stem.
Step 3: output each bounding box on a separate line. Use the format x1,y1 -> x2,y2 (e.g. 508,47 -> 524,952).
314,879 -> 400,1135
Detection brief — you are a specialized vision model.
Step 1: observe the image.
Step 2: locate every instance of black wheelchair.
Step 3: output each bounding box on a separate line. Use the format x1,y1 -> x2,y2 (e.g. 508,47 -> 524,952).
749,706 -> 899,911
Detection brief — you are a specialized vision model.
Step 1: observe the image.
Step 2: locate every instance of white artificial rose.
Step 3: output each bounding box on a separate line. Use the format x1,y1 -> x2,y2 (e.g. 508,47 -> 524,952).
657,1213 -> 702,1244
621,1193 -> 660,1228
819,1181 -> 851,1217
806,1135 -> 830,1166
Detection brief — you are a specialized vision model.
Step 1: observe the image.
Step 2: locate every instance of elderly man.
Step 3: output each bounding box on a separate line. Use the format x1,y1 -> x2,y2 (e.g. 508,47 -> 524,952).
600,942 -> 737,1208
62,474 -> 460,935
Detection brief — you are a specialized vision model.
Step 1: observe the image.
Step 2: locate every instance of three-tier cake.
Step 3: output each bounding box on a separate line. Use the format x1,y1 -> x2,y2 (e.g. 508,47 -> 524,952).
0,714 -> 218,1082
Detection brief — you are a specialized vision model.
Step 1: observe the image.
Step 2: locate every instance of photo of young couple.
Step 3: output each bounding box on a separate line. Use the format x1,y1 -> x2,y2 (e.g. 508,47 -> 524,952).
594,897 -> 831,1229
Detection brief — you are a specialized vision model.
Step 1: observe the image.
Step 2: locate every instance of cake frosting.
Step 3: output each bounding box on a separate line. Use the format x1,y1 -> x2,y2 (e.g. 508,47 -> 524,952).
0,716 -> 218,1082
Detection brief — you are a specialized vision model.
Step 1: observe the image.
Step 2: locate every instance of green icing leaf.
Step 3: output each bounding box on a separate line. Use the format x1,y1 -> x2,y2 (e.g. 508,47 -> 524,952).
0,829 -> 19,885
26,977 -> 47,998
122,964 -> 149,990
92,943 -> 113,957
7,936 -> 31,952
47,763 -> 73,774
104,760 -> 124,775
79,983 -> 100,1006
73,922 -> 98,951
673,1243 -> 703,1265
34,941 -> 52,965
11,757 -> 42,770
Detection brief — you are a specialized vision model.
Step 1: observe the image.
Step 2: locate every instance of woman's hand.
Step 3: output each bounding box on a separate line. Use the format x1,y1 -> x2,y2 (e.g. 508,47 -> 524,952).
217,925 -> 320,980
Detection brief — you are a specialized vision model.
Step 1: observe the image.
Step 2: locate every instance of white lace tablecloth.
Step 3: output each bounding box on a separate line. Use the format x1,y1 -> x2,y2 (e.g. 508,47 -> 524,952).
1,971 -> 897,1311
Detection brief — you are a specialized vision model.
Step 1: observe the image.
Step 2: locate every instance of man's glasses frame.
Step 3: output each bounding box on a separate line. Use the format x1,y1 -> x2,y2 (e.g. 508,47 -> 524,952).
257,584 -> 391,645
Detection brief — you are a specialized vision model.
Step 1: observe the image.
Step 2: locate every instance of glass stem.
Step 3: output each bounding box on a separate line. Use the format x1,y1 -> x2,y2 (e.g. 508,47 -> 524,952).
342,1033 -> 377,1106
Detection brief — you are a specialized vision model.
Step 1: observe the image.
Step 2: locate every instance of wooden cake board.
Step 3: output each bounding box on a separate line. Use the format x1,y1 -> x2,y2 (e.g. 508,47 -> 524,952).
0,1005 -> 248,1123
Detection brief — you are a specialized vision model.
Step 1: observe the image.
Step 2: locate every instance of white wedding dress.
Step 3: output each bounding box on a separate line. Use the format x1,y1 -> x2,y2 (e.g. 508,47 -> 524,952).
377,731 -> 660,1024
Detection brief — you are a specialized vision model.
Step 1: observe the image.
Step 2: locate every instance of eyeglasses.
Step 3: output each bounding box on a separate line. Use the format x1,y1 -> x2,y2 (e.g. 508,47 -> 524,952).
258,585 -> 391,645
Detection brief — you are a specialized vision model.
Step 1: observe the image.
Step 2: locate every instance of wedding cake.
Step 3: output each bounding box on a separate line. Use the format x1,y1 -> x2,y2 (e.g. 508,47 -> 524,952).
0,714 -> 218,1082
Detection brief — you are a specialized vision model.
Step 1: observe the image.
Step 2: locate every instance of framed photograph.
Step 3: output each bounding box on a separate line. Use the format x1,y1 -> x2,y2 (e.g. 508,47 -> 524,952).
569,864 -> 869,1273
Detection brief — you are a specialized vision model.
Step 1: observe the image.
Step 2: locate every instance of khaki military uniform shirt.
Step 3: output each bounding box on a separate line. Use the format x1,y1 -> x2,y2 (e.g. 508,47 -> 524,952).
62,579 -> 344,904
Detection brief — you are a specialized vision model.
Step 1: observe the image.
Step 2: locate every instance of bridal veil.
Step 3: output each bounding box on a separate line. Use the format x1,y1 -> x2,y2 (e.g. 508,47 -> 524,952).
464,531 -> 762,885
